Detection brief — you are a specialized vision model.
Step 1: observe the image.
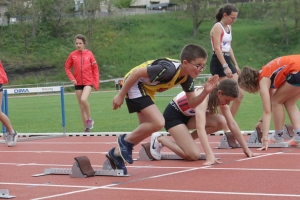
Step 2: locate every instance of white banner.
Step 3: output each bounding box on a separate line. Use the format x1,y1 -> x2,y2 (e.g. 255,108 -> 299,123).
5,86 -> 62,95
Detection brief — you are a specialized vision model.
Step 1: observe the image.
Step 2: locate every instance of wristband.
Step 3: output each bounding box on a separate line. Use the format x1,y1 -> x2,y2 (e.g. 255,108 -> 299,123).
223,63 -> 229,68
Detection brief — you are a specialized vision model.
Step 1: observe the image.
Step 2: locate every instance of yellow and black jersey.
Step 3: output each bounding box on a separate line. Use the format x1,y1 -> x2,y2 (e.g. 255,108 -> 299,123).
125,58 -> 194,100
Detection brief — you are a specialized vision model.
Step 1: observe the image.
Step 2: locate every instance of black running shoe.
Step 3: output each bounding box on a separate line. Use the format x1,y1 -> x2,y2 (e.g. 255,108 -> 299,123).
117,134 -> 134,164
106,147 -> 127,175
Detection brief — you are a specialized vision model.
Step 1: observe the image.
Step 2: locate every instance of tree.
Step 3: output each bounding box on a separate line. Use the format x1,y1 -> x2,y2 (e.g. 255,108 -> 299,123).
276,0 -> 289,45
84,0 -> 101,50
7,0 -> 32,54
293,0 -> 300,28
182,0 -> 209,36
35,0 -> 73,38
112,0 -> 135,9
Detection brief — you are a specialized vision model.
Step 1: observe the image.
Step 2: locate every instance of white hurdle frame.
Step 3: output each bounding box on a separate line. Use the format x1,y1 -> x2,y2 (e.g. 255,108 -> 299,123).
1,86 -> 67,143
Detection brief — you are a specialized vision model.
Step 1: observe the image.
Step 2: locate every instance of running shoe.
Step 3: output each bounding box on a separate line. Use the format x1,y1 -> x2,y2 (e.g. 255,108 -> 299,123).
106,147 -> 127,175
86,118 -> 94,129
7,131 -> 18,147
287,137 -> 300,147
150,132 -> 163,160
117,134 -> 134,164
84,128 -> 90,133
269,135 -> 284,144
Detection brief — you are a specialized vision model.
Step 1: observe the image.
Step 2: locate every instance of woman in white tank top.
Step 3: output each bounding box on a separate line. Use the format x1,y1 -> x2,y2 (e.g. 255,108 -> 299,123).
209,4 -> 244,132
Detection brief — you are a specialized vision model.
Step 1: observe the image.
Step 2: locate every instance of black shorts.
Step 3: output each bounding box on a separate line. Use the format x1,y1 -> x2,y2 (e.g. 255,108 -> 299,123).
163,100 -> 191,131
75,85 -> 93,90
125,95 -> 154,113
0,84 -> 3,92
210,53 -> 237,77
286,72 -> 300,87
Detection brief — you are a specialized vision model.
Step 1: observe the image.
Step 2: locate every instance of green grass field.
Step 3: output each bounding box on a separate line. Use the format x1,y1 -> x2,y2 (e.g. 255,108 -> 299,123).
5,89 -> 297,133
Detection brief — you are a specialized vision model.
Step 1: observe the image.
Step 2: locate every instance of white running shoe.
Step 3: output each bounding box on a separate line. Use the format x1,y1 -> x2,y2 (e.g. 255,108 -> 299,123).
269,135 -> 284,144
7,131 -> 18,147
150,132 -> 163,160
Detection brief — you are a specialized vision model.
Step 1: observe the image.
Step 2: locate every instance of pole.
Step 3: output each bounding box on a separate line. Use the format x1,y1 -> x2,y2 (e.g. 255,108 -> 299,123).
2,90 -> 8,140
60,87 -> 66,134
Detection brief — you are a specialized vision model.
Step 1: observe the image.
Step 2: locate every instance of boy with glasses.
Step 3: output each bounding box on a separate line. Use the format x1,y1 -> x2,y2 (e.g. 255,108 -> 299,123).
106,44 -> 219,174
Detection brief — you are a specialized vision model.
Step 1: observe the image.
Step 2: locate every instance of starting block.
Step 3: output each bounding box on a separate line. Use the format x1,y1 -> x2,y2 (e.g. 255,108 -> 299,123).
32,156 -> 128,177
217,126 -> 293,149
0,189 -> 15,199
136,142 -> 208,161
217,132 -> 241,149
283,124 -> 294,138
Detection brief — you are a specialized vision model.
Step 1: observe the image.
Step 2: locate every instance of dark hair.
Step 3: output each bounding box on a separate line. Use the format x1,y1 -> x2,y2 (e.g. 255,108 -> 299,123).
238,66 -> 260,94
215,4 -> 239,22
74,34 -> 87,44
207,79 -> 239,114
180,44 -> 207,63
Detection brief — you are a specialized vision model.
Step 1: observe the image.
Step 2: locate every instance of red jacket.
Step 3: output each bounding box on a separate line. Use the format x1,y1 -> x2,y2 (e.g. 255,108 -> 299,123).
65,49 -> 100,90
0,61 -> 8,84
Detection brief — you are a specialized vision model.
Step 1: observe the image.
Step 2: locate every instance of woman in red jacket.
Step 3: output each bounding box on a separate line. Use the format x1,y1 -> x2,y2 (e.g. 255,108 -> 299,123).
0,61 -> 18,146
65,34 -> 100,132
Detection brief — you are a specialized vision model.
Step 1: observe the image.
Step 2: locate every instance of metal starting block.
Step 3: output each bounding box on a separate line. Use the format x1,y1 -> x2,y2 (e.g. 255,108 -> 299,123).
32,156 -> 128,177
217,126 -> 294,149
136,142 -> 208,161
217,132 -> 241,149
283,124 -> 294,138
0,189 -> 15,199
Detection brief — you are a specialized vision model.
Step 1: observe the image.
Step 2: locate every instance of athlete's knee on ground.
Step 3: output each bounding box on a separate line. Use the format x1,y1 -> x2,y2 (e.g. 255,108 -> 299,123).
185,151 -> 200,161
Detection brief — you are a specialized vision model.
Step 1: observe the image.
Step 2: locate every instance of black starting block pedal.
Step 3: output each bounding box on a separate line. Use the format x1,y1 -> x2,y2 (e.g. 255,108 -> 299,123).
0,189 -> 15,199
136,142 -> 209,161
32,156 -> 128,177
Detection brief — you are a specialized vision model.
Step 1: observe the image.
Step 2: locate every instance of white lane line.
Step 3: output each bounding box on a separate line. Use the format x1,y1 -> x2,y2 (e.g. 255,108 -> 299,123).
205,167 -> 300,172
31,188 -> 99,200
7,161 -> 300,171
237,151 -> 284,162
0,182 -> 96,188
0,150 -> 280,155
103,187 -> 300,198
147,165 -> 212,179
1,162 -> 300,171
3,181 -> 299,199
31,184 -> 118,200
11,142 -> 118,145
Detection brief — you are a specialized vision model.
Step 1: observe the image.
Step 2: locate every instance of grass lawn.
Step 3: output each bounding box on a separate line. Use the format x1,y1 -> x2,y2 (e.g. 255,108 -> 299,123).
5,89 -> 297,133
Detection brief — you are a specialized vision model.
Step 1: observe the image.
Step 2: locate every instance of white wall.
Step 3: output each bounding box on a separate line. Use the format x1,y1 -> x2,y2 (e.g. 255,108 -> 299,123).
131,0 -> 170,7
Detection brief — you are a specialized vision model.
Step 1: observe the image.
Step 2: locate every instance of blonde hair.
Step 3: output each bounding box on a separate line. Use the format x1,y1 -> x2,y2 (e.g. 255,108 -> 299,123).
207,79 -> 239,114
238,66 -> 260,93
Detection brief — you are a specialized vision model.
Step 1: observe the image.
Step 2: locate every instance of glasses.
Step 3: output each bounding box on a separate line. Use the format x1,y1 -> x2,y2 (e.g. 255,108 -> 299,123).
228,16 -> 237,21
189,62 -> 206,71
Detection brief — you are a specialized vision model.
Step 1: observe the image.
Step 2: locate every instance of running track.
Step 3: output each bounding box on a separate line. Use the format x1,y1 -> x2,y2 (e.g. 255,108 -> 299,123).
0,135 -> 300,200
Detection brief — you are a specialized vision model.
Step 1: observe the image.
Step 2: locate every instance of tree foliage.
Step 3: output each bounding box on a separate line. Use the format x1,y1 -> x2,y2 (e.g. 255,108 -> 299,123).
112,0 -> 136,9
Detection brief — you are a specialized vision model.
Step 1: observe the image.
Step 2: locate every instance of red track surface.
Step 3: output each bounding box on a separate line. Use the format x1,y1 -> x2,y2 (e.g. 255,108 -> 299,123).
1,135 -> 300,200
